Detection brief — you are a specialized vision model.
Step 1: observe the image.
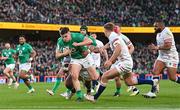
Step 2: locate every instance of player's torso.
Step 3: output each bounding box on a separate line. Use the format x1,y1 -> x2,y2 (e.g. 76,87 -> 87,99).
16,43 -> 31,63
2,49 -> 15,64
156,28 -> 178,58
109,32 -> 132,63
60,34 -> 88,59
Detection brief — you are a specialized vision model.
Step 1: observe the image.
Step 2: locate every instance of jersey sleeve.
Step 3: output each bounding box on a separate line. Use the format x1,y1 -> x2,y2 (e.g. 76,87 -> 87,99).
12,49 -> 16,54
163,31 -> 173,43
74,33 -> 85,42
88,36 -> 97,46
122,35 -> 132,46
27,44 -> 33,53
56,38 -> 63,52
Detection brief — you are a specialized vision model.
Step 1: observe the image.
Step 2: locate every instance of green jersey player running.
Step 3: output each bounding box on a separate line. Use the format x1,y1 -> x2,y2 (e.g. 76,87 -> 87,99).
0,43 -> 19,88
16,35 -> 36,93
57,27 -> 99,101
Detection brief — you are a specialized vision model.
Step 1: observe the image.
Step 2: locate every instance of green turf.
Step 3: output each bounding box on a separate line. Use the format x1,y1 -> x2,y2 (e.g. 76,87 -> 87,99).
0,80 -> 180,109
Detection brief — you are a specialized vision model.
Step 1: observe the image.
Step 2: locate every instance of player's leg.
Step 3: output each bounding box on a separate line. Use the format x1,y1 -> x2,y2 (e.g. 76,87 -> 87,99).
60,74 -> 75,99
84,67 -> 120,102
92,68 -> 100,92
114,77 -> 121,96
166,62 -> 179,83
19,63 -> 34,93
9,70 -> 19,89
47,69 -> 63,95
3,67 -> 12,86
70,63 -> 83,101
142,60 -> 165,97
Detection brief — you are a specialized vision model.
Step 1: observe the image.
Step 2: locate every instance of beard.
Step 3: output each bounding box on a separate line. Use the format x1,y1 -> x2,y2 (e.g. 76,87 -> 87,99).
154,28 -> 162,34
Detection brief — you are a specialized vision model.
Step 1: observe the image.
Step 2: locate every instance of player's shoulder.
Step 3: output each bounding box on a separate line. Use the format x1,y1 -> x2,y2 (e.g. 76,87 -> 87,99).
71,32 -> 83,38
25,43 -> 32,47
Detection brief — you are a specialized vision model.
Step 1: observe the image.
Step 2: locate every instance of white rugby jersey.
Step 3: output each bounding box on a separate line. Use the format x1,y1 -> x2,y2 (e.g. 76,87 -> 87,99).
156,27 -> 178,58
91,39 -> 104,67
109,32 -> 133,62
120,34 -> 132,46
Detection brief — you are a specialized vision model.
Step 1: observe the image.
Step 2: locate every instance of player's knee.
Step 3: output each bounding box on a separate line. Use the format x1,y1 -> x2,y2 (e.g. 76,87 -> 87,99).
71,73 -> 78,80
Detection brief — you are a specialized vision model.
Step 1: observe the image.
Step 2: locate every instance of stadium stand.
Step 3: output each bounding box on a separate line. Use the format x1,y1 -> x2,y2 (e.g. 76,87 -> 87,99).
0,0 -> 179,26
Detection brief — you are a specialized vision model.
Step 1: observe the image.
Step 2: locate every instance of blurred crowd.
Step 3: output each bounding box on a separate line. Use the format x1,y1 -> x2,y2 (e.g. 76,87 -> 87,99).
0,41 -> 179,76
0,0 -> 179,26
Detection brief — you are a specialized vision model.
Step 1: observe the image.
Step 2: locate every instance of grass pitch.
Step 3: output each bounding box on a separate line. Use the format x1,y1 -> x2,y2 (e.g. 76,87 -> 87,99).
0,80 -> 180,109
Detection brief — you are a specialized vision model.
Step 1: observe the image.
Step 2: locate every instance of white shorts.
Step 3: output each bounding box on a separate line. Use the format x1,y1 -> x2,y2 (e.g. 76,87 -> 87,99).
6,64 -> 15,70
111,60 -> 133,76
19,63 -> 31,72
70,54 -> 95,68
157,55 -> 179,68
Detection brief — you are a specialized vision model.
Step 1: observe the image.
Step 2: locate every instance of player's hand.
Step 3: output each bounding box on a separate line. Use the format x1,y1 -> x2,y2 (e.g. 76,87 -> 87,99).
99,47 -> 104,54
28,57 -> 33,62
72,42 -> 79,47
104,60 -> 112,68
63,48 -> 71,56
148,44 -> 159,50
0,56 -> 8,60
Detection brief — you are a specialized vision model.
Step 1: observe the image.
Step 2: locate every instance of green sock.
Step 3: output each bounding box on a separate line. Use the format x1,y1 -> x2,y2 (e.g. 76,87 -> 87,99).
67,89 -> 71,94
28,85 -> 33,90
76,90 -> 83,99
116,87 -> 121,93
52,78 -> 61,93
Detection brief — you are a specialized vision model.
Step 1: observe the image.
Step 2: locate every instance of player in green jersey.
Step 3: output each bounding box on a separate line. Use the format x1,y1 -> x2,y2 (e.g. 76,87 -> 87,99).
0,43 -> 19,88
57,27 -> 99,101
16,35 -> 36,93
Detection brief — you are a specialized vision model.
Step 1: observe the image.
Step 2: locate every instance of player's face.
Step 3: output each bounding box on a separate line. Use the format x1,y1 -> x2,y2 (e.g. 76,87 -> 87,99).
5,43 -> 10,49
80,29 -> 87,35
114,26 -> 120,34
91,34 -> 97,39
104,28 -> 109,37
62,32 -> 71,42
19,37 -> 26,44
154,22 -> 162,34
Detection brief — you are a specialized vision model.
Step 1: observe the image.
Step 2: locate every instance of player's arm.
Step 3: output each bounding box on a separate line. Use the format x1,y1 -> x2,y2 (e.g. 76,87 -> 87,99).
128,43 -> 134,54
149,35 -> 172,50
109,43 -> 121,63
0,51 -> 8,60
73,37 -> 92,47
29,49 -> 36,61
103,43 -> 110,49
55,49 -> 71,59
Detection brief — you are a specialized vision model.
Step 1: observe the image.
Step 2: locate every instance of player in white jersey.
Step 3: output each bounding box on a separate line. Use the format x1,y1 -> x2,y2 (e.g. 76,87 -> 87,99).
113,25 -> 139,96
143,20 -> 179,98
84,22 -> 158,102
90,33 -> 108,91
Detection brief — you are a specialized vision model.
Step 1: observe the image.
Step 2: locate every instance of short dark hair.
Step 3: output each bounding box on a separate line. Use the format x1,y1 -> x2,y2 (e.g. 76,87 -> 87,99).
60,27 -> 70,35
104,22 -> 115,31
19,35 -> 26,39
155,19 -> 165,25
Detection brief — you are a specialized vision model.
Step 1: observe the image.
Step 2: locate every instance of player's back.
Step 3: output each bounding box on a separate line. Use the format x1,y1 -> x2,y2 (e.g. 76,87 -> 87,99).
109,32 -> 132,63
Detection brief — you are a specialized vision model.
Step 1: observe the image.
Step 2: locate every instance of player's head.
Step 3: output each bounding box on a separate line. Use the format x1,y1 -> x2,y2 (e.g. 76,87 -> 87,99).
90,33 -> 97,39
114,25 -> 121,34
5,43 -> 10,49
80,25 -> 88,36
19,35 -> 26,44
104,22 -> 115,37
154,20 -> 165,34
60,27 -> 71,42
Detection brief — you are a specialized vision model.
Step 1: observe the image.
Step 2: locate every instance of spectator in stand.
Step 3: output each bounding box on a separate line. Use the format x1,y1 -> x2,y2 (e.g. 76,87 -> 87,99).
0,0 -> 179,26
